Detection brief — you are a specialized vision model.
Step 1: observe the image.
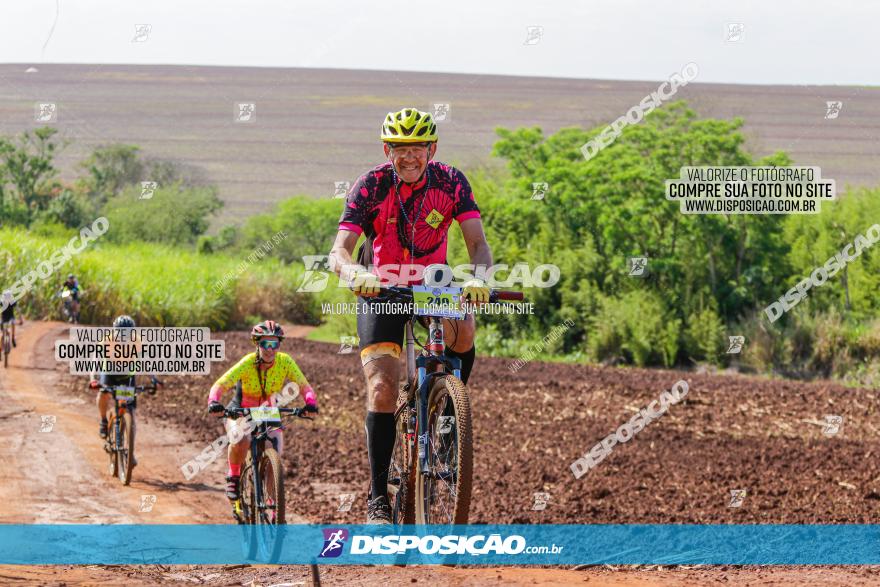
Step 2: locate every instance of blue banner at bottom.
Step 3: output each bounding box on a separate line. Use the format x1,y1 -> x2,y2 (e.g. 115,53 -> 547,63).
1,524 -> 879,565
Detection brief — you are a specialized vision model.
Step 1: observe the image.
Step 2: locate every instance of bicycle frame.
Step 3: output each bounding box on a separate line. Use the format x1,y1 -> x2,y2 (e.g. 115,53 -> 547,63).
246,420 -> 280,523
224,406 -> 310,524
100,381 -> 158,451
381,283 -> 522,523
104,387 -> 147,444
403,318 -> 462,476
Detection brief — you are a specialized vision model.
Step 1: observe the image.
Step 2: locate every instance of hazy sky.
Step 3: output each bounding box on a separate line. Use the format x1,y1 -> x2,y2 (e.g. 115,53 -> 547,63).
0,0 -> 876,85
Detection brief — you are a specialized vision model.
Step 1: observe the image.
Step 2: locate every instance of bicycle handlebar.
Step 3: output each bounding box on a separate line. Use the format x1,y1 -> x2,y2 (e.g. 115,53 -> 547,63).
98,385 -> 155,396
220,406 -> 318,420
97,378 -> 162,395
376,285 -> 525,303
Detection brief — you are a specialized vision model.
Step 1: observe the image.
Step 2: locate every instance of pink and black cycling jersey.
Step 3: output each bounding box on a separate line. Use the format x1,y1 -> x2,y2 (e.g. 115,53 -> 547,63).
338,161 -> 481,285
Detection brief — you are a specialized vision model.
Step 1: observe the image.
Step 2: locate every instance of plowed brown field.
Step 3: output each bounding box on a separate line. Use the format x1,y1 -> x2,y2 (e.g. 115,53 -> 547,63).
2,321 -> 879,585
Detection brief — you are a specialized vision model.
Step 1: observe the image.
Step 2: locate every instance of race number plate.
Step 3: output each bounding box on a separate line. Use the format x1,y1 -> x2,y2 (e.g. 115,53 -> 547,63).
412,286 -> 464,319
115,386 -> 135,400
249,406 -> 281,423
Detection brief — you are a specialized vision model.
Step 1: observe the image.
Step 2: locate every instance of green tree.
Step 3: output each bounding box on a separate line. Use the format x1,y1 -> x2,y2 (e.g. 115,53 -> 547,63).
78,144 -> 195,211
0,127 -> 65,215
487,101 -> 791,362
78,144 -> 145,209
36,186 -> 93,228
783,186 -> 880,318
102,182 -> 223,245
240,196 -> 341,263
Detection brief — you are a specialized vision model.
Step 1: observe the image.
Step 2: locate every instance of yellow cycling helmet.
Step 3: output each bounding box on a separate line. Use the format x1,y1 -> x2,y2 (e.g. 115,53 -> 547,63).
380,108 -> 438,143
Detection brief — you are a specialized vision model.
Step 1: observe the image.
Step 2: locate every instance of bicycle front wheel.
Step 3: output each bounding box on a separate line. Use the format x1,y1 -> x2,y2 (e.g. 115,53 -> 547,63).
119,411 -> 134,485
107,413 -> 118,477
251,447 -> 285,562
414,375 -> 473,525
259,447 -> 285,525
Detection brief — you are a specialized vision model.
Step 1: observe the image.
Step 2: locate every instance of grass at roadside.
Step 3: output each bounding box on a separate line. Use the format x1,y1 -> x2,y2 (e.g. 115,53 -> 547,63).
306,323 -> 342,344
0,227 -> 321,329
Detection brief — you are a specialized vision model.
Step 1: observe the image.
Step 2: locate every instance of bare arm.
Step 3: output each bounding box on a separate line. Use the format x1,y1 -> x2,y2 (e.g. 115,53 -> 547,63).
328,229 -> 364,283
460,218 -> 493,275
208,382 -> 229,405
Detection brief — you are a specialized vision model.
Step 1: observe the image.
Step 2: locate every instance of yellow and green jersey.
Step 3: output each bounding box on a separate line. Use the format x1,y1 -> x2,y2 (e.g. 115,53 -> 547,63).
214,352 -> 310,406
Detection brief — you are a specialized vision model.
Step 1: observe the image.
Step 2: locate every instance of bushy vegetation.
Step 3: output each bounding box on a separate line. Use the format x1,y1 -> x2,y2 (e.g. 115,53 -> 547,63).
0,132 -> 213,245
3,103 -> 880,384
102,182 -> 222,246
463,102 -> 880,381
0,228 -> 318,330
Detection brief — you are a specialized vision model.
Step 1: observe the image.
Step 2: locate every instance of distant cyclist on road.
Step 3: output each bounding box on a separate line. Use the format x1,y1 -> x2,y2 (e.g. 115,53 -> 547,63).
328,107 -> 494,523
60,274 -> 81,323
1,290 -> 22,348
89,315 -> 160,467
206,320 -> 318,501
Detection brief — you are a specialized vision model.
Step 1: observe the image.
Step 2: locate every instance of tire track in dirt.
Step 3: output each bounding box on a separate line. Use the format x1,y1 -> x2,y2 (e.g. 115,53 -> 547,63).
0,320 -> 234,523
3,321 -> 880,585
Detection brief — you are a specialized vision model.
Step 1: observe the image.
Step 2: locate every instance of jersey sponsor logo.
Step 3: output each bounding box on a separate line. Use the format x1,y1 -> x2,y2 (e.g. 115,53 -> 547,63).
424,209 -> 444,229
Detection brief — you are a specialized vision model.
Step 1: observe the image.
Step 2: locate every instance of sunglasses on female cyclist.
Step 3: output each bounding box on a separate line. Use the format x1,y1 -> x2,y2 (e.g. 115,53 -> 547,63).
258,340 -> 280,350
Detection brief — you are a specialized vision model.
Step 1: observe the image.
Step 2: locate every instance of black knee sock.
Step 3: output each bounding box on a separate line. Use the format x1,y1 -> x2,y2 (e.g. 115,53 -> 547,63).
365,411 -> 396,500
445,345 -> 475,384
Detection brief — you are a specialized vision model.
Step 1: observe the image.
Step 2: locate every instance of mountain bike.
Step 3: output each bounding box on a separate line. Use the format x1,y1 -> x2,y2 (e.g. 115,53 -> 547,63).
0,319 -> 11,369
96,378 -> 161,485
379,284 -> 524,525
221,405 -> 317,561
59,288 -> 81,324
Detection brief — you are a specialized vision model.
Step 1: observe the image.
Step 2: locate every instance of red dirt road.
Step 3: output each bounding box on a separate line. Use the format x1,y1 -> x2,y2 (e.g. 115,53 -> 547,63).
1,321 -> 880,585
0,321 -> 235,524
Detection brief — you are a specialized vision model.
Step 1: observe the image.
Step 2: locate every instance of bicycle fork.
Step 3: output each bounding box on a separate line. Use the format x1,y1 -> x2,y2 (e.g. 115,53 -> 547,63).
232,433 -> 271,523
251,440 -> 265,520
406,320 -> 462,476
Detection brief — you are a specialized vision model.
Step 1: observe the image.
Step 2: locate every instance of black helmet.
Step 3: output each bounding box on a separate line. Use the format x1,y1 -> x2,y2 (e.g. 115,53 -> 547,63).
113,315 -> 136,329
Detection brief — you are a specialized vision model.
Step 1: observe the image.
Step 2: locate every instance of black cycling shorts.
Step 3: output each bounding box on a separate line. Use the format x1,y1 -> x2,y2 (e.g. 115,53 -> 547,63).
355,296 -> 416,349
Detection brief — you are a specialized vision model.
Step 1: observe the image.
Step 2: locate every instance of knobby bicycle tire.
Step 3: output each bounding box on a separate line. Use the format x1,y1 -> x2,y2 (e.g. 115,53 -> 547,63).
389,402 -> 415,524
260,447 -> 286,525
107,411 -> 119,478
119,411 -> 134,485
414,374 -> 473,525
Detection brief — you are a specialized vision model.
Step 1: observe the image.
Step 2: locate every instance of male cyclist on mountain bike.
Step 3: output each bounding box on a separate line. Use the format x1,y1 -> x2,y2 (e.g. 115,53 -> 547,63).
1,290 -> 22,348
60,274 -> 81,322
207,320 -> 318,500
328,107 -> 494,523
89,315 -> 159,467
